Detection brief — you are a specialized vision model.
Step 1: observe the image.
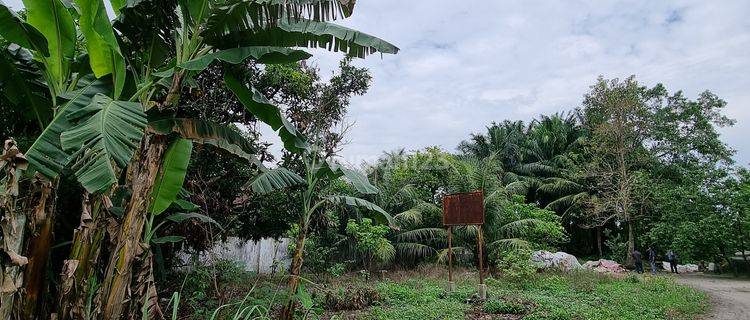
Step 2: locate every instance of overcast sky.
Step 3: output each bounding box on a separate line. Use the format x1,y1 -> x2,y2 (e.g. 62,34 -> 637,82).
7,0 -> 750,166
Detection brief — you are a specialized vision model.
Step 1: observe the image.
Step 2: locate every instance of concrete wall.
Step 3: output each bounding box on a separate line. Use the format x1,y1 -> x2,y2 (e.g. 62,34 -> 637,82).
177,237 -> 293,274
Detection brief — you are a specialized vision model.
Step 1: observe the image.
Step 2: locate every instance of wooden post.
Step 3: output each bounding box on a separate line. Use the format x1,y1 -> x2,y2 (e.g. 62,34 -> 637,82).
478,225 -> 484,285
448,226 -> 453,283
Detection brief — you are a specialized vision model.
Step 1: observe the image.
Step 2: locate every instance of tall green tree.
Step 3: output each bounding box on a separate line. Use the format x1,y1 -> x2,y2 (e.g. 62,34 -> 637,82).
578,76 -> 653,267
642,86 -> 738,263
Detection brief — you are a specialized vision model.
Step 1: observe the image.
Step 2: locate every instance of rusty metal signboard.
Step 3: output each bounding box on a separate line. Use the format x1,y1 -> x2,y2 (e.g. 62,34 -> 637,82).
442,191 -> 484,226
442,191 -> 487,295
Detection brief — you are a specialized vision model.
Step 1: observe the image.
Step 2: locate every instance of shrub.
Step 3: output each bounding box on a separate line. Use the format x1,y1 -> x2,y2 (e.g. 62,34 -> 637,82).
287,224 -> 339,273
319,285 -> 381,311
483,299 -> 528,314
603,229 -> 627,263
495,249 -> 537,283
346,218 -> 395,270
179,260 -> 248,319
326,262 -> 347,278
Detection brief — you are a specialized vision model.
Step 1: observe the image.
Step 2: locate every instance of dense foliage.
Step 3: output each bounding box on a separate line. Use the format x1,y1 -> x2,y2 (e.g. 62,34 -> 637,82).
0,1 -> 397,319
0,1 -> 747,318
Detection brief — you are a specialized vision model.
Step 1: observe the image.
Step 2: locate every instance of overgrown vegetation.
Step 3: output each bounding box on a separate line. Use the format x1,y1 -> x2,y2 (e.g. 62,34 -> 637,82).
167,266 -> 708,320
0,0 -> 397,318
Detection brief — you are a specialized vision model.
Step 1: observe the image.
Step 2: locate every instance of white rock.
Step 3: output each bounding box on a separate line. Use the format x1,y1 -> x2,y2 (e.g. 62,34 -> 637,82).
679,264 -> 699,273
664,262 -> 699,273
531,250 -> 582,271
583,259 -> 625,273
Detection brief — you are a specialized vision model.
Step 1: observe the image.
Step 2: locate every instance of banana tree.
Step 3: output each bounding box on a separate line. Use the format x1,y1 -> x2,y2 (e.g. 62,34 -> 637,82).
1,0 -> 396,318
248,144 -> 394,319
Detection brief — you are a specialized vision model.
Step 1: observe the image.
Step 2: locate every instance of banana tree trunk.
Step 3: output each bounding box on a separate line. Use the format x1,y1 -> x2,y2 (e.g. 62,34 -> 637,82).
100,135 -> 167,320
0,139 -> 29,319
21,178 -> 56,318
58,192 -> 106,319
0,199 -> 26,320
281,220 -> 308,320
129,248 -> 162,319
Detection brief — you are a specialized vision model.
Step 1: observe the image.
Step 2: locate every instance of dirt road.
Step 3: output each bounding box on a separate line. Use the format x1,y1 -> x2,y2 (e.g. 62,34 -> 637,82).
676,273 -> 750,319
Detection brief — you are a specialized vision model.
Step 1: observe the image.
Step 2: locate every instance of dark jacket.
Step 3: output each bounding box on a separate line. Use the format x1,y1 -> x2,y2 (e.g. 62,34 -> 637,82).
632,250 -> 642,263
666,250 -> 676,261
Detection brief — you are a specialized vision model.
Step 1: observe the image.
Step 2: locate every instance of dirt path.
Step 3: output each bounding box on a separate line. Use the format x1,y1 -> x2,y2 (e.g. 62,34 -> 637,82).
676,273 -> 750,319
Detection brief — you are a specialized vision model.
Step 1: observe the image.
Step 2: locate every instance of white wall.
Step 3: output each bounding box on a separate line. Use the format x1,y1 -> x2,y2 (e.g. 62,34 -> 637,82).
177,237 -> 292,274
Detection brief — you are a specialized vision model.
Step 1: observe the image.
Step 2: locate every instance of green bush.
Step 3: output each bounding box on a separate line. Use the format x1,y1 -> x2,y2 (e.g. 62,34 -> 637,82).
346,218 -> 395,270
179,260 -> 248,319
319,285 -> 381,311
483,299 -> 528,314
495,249 -> 537,283
326,262 -> 348,277
287,224 -> 339,273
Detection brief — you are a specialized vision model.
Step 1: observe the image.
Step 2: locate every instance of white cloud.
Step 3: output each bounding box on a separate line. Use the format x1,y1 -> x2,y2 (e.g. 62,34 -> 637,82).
5,0 -> 750,165
326,0 -> 750,165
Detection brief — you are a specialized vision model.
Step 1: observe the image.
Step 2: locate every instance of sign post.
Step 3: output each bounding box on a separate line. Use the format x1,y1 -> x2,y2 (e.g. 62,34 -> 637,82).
447,226 -> 454,291
442,191 -> 486,299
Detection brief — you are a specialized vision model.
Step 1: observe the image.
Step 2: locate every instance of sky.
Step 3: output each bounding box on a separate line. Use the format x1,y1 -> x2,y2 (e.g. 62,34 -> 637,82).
6,0 -> 750,166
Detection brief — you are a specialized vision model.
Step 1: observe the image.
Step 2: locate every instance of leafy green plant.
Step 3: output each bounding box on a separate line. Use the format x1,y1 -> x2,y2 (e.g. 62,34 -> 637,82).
320,285 -> 381,311
483,299 -> 529,314
247,144 -> 395,318
346,218 -> 395,270
326,263 -> 348,278
603,229 -> 627,263
495,249 -> 537,284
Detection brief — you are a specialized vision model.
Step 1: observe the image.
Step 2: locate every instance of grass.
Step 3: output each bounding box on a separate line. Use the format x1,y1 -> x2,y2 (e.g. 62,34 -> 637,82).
165,263 -> 709,320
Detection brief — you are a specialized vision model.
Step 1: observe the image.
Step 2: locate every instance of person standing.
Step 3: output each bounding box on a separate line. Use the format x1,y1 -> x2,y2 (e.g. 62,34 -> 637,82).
646,246 -> 657,275
666,250 -> 678,274
632,249 -> 643,274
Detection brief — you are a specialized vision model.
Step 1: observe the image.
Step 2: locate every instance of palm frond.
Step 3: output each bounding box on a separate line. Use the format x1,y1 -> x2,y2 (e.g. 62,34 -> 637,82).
499,218 -> 544,237
375,240 -> 395,263
247,167 -> 305,194
395,228 -> 446,243
394,184 -> 420,205
514,162 -> 557,176
545,192 -> 588,213
505,180 -> 530,195
454,225 -> 479,239
325,195 -> 395,227
395,243 -> 436,260
537,178 -> 583,196
487,238 -> 532,252
394,209 -> 422,227
436,246 -> 472,264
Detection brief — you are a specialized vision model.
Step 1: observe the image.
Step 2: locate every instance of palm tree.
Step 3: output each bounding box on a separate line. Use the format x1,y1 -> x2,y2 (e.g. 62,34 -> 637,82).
459,113 -> 589,214
369,151 -> 555,268
248,145 -> 394,319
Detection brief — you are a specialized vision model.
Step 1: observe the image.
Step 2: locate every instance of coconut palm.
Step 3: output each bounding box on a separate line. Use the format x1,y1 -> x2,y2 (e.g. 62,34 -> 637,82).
459,113 -> 589,214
